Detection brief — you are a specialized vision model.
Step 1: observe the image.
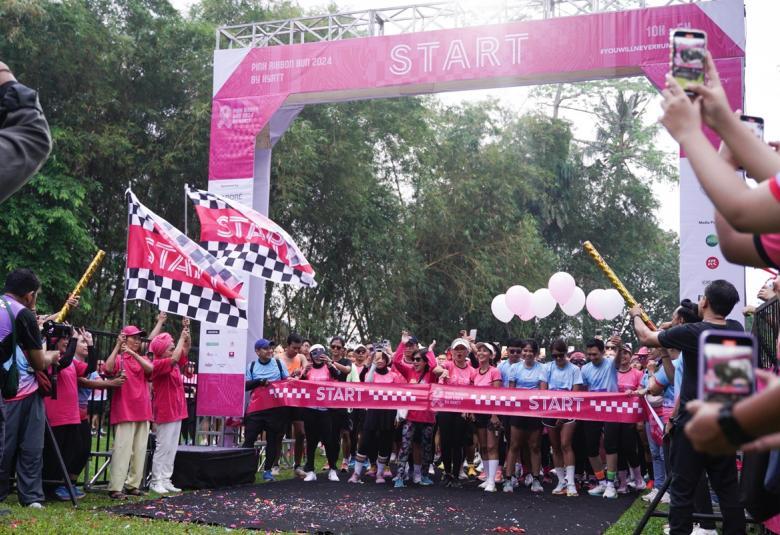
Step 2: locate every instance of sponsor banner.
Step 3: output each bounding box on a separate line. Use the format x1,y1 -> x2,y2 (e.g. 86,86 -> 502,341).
679,158 -> 746,323
210,1 -> 744,179
247,380 -> 644,423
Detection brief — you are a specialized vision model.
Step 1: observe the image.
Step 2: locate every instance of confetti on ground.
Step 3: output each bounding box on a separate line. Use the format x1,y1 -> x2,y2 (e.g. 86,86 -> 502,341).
106,474 -> 632,534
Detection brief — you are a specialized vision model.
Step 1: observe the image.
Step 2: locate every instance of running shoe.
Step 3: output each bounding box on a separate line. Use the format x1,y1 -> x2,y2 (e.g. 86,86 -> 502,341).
375,475 -> 386,484
478,480 -> 488,489
394,478 -> 405,489
484,480 -> 497,493
552,481 -> 567,495
617,483 -> 630,495
383,468 -> 393,478
347,473 -> 362,484
389,452 -> 397,464
503,480 -> 514,493
366,465 -> 377,477
690,525 -> 717,535
633,479 -> 647,492
322,463 -> 330,471
419,476 -> 434,487
495,467 -> 504,483
642,488 -> 659,502
163,481 -> 181,493
294,466 -> 307,478
73,487 -> 86,499
588,481 -> 607,496
660,492 -> 671,505
531,479 -> 544,493
413,473 -> 422,485
428,465 -> 435,475
340,460 -> 349,473
262,470 -> 275,482
27,502 -> 43,509
524,473 -> 534,487
348,458 -> 356,470
53,486 -> 72,501
150,483 -> 169,495
328,469 -> 340,482
603,484 -> 618,499
304,471 -> 317,482
458,468 -> 468,480
271,466 -> 280,476
478,471 -> 488,481
467,465 -> 478,478
566,484 -> 578,497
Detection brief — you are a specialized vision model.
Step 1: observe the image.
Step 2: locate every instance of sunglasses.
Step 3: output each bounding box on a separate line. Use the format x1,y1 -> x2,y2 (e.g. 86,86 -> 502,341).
330,345 -> 343,349
507,349 -> 523,355
412,357 -> 424,362
355,349 -> 366,353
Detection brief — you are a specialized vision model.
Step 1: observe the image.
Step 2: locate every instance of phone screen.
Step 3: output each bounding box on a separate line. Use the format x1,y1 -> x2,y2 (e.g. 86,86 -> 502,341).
671,30 -> 707,92
740,115 -> 764,141
468,329 -> 477,339
698,331 -> 756,403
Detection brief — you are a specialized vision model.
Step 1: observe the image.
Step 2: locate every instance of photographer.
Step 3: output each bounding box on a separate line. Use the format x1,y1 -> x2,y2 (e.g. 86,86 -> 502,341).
0,62 -> 52,204
0,269 -> 60,508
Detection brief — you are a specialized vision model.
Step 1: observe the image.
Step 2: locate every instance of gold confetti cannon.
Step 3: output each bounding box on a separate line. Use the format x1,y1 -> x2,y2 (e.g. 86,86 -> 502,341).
582,241 -> 657,330
54,250 -> 106,322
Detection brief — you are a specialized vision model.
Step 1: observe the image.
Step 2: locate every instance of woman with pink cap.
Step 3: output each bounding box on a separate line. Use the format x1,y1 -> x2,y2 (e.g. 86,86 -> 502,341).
148,319 -> 191,494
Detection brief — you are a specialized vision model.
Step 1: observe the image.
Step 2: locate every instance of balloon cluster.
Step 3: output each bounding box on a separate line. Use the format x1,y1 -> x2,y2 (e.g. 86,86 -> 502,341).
490,272 -> 625,323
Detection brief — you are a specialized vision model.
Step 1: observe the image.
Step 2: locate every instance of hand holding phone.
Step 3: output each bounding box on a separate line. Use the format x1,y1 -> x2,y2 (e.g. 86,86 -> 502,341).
671,29 -> 707,95
698,330 -> 756,404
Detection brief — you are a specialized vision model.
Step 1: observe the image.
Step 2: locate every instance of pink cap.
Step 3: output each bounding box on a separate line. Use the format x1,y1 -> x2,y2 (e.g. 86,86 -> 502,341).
121,325 -> 147,337
636,346 -> 650,356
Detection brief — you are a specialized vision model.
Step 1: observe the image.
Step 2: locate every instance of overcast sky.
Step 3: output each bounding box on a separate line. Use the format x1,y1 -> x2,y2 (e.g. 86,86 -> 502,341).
172,0 -> 777,304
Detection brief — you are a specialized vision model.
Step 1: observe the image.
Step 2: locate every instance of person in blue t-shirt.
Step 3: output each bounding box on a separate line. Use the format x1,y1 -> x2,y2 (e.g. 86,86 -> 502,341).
544,339 -> 583,497
242,338 -> 288,481
580,336 -> 621,499
504,339 -> 547,494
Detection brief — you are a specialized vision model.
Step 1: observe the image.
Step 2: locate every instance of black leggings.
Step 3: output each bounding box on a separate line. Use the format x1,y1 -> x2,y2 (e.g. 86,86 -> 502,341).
438,412 -> 468,477
583,420 -> 604,458
303,409 -> 339,472
604,422 -> 639,467
356,428 -> 394,463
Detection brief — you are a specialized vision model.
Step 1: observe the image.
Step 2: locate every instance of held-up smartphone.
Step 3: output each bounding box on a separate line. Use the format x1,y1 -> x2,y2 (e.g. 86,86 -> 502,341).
741,115 -> 764,141
697,330 -> 757,403
670,29 -> 707,95
468,329 -> 477,339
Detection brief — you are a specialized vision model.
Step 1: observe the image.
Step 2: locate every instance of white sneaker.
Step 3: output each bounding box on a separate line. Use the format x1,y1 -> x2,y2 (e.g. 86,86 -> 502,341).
663,524 -> 670,535
304,471 -> 317,482
294,466 -> 307,478
603,484 -> 618,499
328,469 -> 340,482
633,479 -> 647,491
428,465 -> 435,475
478,480 -> 488,489
150,483 -> 169,494
588,482 -> 607,496
484,480 -> 497,493
524,473 -> 534,487
642,488 -> 659,502
271,466 -> 280,476
552,480 -> 567,495
163,480 -> 181,493
566,484 -> 578,497
691,525 -> 718,535
458,468 -> 468,480
531,479 -> 543,493
503,480 -> 514,493
27,502 -> 43,509
660,492 -> 671,504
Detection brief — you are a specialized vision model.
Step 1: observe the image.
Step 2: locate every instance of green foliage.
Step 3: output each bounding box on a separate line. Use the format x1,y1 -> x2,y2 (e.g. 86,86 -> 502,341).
0,0 -> 679,351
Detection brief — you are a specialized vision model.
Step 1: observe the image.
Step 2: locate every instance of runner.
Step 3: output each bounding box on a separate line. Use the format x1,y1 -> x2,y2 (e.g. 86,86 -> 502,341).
393,345 -> 445,488
327,336 -> 353,472
505,339 -> 548,493
581,336 -> 621,499
472,342 -> 502,492
437,337 -> 477,487
544,339 -> 583,497
300,344 -> 342,482
281,333 -> 306,477
346,343 -> 370,470
614,343 -> 646,494
348,348 -> 404,484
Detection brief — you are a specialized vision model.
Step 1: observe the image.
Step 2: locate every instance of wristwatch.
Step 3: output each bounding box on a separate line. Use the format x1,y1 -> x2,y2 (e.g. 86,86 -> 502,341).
717,404 -> 753,447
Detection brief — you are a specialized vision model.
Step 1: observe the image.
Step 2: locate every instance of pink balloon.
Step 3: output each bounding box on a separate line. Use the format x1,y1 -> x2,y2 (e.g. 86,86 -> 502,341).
519,308 -> 535,321
505,285 -> 532,316
561,287 -> 586,316
548,272 -> 576,304
586,289 -> 606,321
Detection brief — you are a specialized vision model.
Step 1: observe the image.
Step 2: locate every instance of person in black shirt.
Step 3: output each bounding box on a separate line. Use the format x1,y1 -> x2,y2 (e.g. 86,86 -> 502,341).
631,279 -> 745,535
327,336 -> 352,471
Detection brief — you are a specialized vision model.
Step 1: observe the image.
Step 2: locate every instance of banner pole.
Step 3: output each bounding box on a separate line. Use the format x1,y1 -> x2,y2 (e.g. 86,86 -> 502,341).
122,188 -> 130,327
184,183 -> 189,237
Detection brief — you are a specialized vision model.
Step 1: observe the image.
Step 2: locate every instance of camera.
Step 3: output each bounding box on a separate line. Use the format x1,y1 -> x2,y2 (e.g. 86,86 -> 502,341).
42,320 -> 72,342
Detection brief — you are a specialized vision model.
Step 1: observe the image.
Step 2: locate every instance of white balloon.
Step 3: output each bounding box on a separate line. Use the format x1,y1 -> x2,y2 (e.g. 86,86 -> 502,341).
491,294 -> 514,323
505,285 -> 532,316
531,288 -> 557,319
548,272 -> 576,304
586,289 -> 606,320
600,288 -> 626,320
519,308 -> 535,321
560,286 -> 586,316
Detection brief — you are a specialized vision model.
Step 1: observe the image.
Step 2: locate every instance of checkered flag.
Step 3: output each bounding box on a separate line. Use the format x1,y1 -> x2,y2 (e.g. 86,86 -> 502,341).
125,190 -> 248,328
187,186 -> 316,288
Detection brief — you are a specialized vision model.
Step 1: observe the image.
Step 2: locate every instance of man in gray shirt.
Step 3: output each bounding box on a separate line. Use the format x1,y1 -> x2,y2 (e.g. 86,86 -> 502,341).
0,61 -> 52,203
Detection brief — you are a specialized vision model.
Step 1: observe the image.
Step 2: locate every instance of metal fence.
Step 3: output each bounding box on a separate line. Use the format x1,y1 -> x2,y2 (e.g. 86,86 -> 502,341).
751,297 -> 779,371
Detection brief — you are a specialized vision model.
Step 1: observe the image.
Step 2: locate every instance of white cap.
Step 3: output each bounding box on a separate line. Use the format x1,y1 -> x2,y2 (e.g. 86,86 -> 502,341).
450,338 -> 470,350
476,342 -> 496,355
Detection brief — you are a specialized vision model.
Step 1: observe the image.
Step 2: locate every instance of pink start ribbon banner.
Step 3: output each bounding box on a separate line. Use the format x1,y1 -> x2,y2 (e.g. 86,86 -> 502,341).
249,379 -> 644,424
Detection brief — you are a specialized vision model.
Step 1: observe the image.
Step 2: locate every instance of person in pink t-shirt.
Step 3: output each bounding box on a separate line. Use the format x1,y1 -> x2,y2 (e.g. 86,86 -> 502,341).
613,344 -> 646,494
148,320 -> 191,495
472,342 -> 503,492
104,325 -> 154,500
437,337 -> 477,487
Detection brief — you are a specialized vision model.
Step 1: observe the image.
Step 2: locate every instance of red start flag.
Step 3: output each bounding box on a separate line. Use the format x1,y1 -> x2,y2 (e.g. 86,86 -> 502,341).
125,189 -> 247,328
187,186 -> 316,288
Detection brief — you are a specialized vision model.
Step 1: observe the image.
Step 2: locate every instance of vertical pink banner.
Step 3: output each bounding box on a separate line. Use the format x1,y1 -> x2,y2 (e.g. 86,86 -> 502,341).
197,373 -> 246,417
